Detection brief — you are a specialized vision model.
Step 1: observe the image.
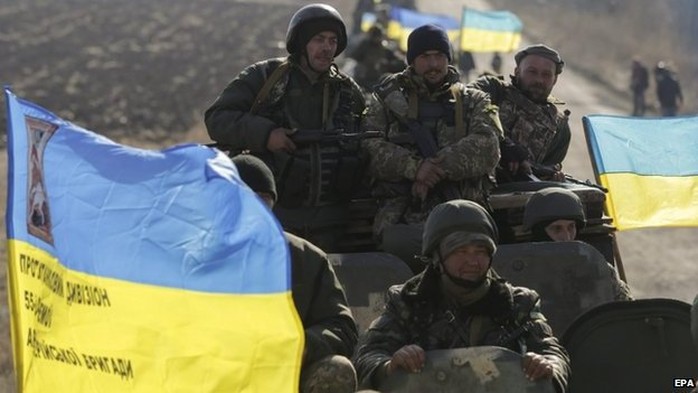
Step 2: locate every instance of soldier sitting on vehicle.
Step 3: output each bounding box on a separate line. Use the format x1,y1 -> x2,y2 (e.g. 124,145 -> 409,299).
362,24 -> 502,272
522,187 -> 633,301
353,200 -> 570,392
346,24 -> 405,92
205,3 -> 366,252
468,44 -> 571,183
231,154 -> 358,393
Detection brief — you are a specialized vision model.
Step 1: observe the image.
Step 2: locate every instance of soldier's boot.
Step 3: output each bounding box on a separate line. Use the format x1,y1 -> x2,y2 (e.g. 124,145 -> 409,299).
300,355 -> 357,393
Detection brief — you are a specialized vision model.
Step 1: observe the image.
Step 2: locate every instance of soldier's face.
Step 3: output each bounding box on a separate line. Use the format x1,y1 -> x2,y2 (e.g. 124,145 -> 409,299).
442,243 -> 491,282
545,219 -> 577,242
304,31 -> 338,72
412,50 -> 449,87
515,55 -> 558,102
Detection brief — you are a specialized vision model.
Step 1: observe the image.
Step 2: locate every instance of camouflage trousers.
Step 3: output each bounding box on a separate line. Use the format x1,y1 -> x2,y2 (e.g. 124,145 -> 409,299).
300,355 -> 357,393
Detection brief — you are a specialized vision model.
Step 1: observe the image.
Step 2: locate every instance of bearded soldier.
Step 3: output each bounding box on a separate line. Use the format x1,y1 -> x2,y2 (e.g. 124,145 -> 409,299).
353,199 -> 570,392
362,24 -> 502,272
469,44 -> 571,182
205,3 -> 366,252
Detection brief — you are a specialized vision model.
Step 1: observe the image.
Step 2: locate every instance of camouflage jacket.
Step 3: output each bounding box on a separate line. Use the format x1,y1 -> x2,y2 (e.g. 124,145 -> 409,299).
286,232 -> 358,367
362,66 -> 502,237
468,75 -> 571,168
205,56 -> 366,207
353,267 -> 570,392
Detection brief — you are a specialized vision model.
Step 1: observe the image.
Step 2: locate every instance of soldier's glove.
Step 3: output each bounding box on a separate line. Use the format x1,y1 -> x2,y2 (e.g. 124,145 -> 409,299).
500,139 -> 529,164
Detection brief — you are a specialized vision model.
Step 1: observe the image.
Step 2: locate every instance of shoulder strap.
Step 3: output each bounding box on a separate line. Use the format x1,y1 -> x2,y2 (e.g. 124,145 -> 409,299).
449,82 -> 465,139
250,60 -> 290,115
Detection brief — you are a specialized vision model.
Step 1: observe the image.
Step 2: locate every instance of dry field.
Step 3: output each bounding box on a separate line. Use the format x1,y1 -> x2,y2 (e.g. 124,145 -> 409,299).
1,0 -> 696,392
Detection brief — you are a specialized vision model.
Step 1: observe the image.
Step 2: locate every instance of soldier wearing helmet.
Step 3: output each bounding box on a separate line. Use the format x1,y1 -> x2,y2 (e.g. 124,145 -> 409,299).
468,44 -> 571,183
362,24 -> 503,272
523,187 -> 633,301
232,155 -> 358,393
205,3 -> 366,252
354,199 -> 570,392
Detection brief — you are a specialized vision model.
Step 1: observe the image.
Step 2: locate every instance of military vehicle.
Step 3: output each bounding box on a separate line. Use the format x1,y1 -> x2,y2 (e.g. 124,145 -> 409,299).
320,177 -> 697,392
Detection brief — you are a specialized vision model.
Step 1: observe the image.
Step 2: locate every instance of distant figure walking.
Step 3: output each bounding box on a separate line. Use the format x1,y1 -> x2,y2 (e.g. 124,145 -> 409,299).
654,61 -> 683,116
490,52 -> 502,74
458,51 -> 476,82
629,58 -> 649,116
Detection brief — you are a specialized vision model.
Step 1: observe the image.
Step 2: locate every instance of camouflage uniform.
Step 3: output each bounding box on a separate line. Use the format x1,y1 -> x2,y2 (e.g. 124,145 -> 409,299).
205,55 -> 366,251
286,232 -> 358,393
468,75 -> 571,169
353,266 -> 571,392
362,66 -> 502,245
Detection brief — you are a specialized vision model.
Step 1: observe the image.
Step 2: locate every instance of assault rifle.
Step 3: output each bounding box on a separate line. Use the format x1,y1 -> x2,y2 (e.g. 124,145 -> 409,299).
286,128 -> 383,146
405,120 -> 461,201
207,129 -> 383,154
530,163 -> 608,192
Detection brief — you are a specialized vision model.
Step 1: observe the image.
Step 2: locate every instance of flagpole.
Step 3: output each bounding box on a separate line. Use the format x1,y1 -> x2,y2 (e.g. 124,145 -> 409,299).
458,5 -> 467,65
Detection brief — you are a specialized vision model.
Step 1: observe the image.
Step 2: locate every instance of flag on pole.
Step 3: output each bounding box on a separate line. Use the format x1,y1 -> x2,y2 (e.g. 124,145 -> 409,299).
459,8 -> 523,53
383,6 -> 461,52
5,88 -> 303,392
583,114 -> 698,231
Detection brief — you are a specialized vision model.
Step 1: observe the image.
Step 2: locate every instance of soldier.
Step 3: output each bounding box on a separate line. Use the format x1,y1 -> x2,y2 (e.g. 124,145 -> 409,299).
630,58 -> 649,116
353,200 -> 570,392
231,154 -> 358,393
522,187 -> 633,301
205,3 -> 366,252
654,61 -> 683,116
362,24 -> 502,272
469,44 -> 571,182
346,24 -> 405,91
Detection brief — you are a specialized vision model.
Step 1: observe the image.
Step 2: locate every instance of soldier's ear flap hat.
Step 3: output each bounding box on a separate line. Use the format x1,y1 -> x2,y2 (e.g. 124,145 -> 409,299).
406,24 -> 452,65
515,43 -> 565,74
231,155 -> 277,203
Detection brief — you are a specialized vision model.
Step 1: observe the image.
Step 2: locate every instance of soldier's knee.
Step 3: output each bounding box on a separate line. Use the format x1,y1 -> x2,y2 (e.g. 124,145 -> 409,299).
300,355 -> 357,393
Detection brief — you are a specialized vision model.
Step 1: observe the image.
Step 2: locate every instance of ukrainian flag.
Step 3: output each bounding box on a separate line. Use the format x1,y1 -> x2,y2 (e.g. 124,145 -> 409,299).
385,6 -> 461,52
5,89 -> 303,392
584,114 -> 698,231
459,8 -> 522,53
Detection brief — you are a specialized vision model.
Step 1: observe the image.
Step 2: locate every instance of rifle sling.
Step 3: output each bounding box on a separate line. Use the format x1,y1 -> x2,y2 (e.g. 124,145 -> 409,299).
250,60 -> 290,115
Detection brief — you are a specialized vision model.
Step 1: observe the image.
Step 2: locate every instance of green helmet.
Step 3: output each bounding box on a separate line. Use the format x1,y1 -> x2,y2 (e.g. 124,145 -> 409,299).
286,3 -> 348,56
522,187 -> 586,231
421,200 -> 498,257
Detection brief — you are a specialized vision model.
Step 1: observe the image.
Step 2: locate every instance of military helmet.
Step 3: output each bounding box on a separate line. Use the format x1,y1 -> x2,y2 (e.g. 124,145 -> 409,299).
522,187 -> 586,231
421,200 -> 498,257
286,3 -> 348,56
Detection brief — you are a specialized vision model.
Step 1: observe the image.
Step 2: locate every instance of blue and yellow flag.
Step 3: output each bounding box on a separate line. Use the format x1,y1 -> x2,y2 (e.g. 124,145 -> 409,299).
584,114 -> 698,231
5,88 -> 303,392
459,8 -> 522,53
360,6 -> 521,54
383,6 -> 461,52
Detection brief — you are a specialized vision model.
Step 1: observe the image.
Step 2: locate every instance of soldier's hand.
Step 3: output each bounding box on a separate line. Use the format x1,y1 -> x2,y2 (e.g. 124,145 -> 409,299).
411,181 -> 429,201
266,128 -> 297,153
521,352 -> 554,381
386,344 -> 425,374
415,157 -> 445,187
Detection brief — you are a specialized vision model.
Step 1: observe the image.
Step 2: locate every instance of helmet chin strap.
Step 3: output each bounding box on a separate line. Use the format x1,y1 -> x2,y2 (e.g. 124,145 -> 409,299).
303,52 -> 325,75
436,249 -> 489,289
